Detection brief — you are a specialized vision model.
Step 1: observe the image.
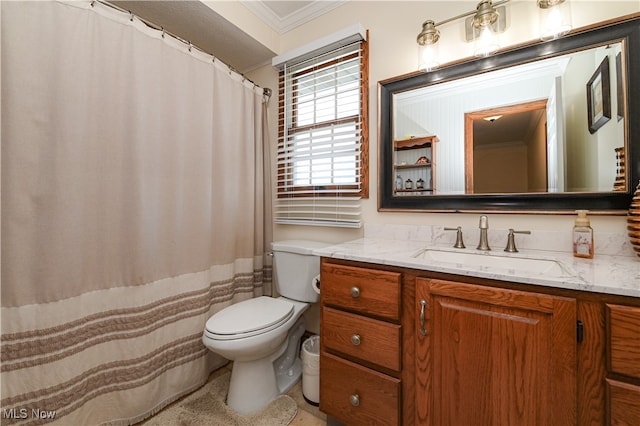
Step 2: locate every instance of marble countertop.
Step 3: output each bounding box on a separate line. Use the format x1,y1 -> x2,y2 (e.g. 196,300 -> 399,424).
313,237 -> 640,298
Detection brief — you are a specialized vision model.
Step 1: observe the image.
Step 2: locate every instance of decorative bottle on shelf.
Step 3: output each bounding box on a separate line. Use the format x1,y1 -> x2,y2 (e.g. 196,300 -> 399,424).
395,175 -> 403,191
405,179 -> 413,190
627,181 -> 640,257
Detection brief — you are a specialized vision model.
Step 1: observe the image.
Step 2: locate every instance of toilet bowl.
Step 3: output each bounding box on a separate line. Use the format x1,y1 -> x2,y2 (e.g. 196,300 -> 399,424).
201,240 -> 328,414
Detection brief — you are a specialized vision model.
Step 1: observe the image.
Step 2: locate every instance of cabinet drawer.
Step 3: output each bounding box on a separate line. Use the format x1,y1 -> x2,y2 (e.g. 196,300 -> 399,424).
606,304 -> 640,379
322,307 -> 401,372
320,352 -> 400,426
321,263 -> 401,321
606,378 -> 640,425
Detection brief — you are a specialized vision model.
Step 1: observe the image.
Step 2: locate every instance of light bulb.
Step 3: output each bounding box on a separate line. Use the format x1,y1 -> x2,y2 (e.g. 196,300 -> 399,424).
539,0 -> 572,40
474,25 -> 499,57
419,43 -> 439,72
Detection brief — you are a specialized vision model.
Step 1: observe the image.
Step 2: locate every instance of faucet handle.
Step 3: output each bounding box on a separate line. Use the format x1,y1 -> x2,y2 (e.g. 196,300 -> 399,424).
504,229 -> 531,253
479,215 -> 489,229
444,226 -> 465,249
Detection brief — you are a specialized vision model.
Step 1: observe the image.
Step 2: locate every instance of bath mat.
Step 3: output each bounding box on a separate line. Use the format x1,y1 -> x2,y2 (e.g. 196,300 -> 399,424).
142,372 -> 297,426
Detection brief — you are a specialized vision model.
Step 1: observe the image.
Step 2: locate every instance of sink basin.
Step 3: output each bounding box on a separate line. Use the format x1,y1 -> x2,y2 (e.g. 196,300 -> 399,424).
411,248 -> 573,278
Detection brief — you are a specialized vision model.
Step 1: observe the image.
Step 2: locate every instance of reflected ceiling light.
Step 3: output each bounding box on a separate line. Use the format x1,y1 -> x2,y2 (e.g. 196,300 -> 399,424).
537,0 -> 572,40
417,0 -> 509,72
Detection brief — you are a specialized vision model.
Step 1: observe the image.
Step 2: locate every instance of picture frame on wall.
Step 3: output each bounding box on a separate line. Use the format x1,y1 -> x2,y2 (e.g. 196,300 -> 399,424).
586,56 -> 611,134
616,52 -> 624,121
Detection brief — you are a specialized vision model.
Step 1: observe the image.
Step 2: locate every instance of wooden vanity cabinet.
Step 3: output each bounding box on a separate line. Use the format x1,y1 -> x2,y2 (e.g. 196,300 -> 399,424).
319,260 -> 404,426
605,304 -> 640,425
319,257 -> 640,426
416,277 -> 577,426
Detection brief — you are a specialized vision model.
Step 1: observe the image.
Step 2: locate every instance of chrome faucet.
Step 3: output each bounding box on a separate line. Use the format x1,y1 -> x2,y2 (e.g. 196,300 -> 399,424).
504,229 -> 531,253
444,226 -> 465,248
477,215 -> 490,251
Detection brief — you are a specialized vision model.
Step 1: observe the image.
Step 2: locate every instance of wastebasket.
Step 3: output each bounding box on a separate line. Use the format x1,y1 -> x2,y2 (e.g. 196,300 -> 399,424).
301,335 -> 320,405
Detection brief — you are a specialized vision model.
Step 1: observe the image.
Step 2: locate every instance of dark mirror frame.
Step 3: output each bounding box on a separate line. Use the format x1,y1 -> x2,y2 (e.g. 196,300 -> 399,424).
379,15 -> 639,213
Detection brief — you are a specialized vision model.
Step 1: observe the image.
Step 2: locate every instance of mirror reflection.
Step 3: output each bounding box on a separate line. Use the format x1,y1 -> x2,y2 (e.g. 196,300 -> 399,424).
392,41 -> 626,196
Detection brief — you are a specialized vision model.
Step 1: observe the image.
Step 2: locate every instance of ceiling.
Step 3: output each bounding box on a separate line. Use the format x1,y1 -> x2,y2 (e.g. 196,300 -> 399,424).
473,110 -> 545,148
240,1 -> 347,34
110,1 -> 347,74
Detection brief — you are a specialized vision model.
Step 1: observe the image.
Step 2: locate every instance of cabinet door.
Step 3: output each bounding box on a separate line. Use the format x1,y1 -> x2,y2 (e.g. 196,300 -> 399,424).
606,378 -> 640,425
606,304 -> 640,379
416,278 -> 577,426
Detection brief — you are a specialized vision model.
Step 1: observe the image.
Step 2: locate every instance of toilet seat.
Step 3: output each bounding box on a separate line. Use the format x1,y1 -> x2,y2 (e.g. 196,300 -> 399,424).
205,296 -> 294,341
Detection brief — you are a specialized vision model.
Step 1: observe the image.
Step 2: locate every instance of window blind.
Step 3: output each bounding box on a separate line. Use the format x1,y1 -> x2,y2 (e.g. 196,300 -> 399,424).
275,40 -> 366,228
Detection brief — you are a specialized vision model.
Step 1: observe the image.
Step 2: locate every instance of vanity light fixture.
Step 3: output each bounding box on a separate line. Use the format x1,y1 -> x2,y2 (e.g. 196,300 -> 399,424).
537,0 -> 572,40
468,0 -> 504,57
417,0 -> 510,71
417,20 -> 440,72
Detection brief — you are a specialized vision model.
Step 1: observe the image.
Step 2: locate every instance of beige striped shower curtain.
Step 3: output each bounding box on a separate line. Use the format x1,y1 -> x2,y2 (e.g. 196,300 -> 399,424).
1,1 -> 272,424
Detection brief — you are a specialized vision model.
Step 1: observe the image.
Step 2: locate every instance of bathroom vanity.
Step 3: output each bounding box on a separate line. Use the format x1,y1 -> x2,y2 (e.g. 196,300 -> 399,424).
315,236 -> 640,425
318,13 -> 640,426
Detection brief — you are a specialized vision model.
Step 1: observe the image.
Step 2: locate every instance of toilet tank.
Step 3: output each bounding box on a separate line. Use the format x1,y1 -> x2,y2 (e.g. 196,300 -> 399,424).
271,240 -> 329,303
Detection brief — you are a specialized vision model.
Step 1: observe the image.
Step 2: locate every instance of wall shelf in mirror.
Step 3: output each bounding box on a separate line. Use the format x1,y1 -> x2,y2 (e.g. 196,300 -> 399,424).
379,14 -> 640,213
394,136 -> 437,196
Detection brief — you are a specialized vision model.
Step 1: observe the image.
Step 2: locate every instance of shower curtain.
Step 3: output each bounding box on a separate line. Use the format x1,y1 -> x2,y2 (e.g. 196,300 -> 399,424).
1,1 -> 272,425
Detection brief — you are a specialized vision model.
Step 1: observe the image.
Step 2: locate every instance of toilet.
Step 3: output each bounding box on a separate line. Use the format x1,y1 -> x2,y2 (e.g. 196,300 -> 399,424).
202,240 -> 328,414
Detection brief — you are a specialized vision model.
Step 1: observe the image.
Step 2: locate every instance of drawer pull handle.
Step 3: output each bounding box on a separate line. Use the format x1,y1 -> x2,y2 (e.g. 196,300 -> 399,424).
350,287 -> 360,298
419,299 -> 427,336
350,394 -> 360,407
350,334 -> 361,346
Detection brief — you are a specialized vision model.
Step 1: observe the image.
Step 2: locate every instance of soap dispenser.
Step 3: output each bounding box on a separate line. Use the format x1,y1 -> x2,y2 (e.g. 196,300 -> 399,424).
573,210 -> 594,259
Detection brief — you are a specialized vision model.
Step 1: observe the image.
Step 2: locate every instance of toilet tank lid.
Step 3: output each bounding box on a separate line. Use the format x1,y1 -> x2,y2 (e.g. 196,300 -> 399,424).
271,240 -> 330,255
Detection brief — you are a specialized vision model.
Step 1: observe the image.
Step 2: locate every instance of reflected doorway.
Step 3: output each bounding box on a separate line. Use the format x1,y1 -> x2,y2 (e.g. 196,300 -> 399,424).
465,99 -> 548,194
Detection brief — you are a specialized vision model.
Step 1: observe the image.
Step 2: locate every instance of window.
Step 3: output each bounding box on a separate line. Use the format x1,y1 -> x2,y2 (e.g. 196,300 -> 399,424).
275,33 -> 368,228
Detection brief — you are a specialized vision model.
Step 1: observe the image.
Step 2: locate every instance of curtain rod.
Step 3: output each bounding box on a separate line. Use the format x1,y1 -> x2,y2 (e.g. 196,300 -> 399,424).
93,0 -> 271,98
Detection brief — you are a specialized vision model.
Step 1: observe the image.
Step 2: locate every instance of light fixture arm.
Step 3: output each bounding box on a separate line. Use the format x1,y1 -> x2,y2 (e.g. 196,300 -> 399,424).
422,0 -> 510,30
537,0 -> 566,9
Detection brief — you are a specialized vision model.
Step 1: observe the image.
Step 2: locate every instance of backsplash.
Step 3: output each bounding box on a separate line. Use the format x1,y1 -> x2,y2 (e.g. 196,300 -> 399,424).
364,223 -> 635,258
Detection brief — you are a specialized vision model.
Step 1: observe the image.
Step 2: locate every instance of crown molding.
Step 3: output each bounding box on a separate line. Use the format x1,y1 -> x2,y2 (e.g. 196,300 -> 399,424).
240,1 -> 348,34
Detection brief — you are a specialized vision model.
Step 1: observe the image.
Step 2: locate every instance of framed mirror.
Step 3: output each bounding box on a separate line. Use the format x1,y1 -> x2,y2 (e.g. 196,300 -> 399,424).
379,15 -> 639,213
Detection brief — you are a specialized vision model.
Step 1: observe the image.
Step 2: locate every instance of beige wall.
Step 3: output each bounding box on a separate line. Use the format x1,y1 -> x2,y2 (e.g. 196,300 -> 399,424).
475,143 -> 529,193
527,113 -> 548,192
245,1 -> 640,244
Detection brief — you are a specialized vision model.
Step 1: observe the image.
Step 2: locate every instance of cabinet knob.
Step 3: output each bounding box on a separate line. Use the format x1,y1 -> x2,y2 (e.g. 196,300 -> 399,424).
350,394 -> 360,407
350,287 -> 360,298
350,334 -> 361,346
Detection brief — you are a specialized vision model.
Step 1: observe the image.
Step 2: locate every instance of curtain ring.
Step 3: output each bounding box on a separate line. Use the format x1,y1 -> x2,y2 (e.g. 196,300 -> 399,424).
188,42 -> 192,52
161,27 -> 165,39
129,11 -> 134,22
